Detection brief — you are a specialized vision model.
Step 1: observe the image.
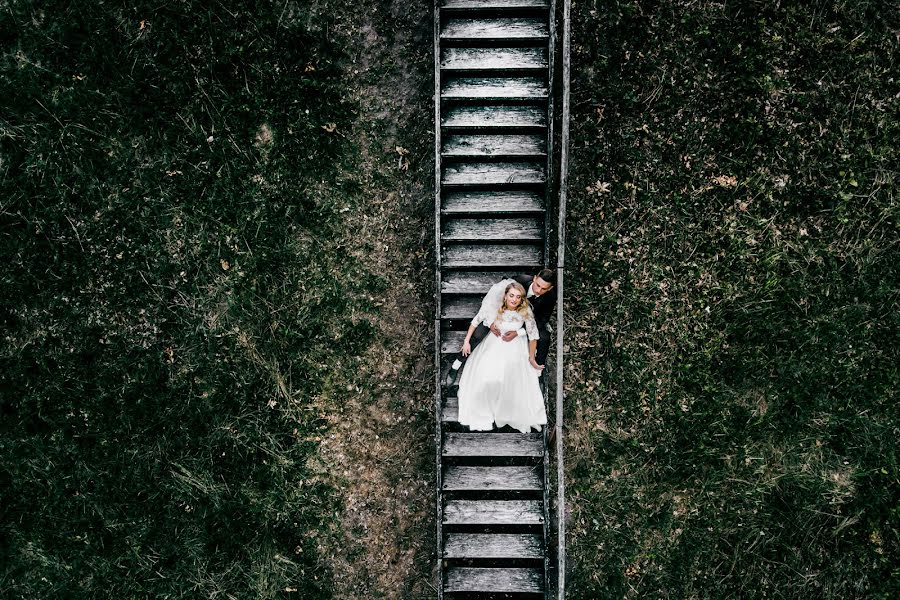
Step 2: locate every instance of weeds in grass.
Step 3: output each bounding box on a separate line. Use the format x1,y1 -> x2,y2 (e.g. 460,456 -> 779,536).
566,1 -> 898,597
1,0 -> 433,597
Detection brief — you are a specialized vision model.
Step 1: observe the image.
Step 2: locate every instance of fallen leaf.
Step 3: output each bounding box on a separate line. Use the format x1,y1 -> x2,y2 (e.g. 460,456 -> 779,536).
395,146 -> 409,156
220,259 -> 230,271
322,123 -> 337,133
712,175 -> 738,187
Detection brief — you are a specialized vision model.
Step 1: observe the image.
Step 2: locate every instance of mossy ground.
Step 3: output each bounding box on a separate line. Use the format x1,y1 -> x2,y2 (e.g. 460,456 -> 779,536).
565,1 -> 898,598
1,1 -> 434,597
2,1 -> 897,598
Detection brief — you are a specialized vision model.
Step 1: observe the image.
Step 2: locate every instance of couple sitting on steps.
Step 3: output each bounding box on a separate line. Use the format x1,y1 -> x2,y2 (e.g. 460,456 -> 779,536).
446,269 -> 557,434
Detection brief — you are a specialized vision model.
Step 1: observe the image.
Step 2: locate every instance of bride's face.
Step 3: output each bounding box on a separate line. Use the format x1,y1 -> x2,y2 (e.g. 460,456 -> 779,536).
505,288 -> 523,308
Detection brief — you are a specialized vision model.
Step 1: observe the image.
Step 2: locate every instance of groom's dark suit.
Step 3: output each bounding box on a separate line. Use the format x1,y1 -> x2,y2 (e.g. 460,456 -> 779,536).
455,274 -> 557,369
514,274 -> 556,367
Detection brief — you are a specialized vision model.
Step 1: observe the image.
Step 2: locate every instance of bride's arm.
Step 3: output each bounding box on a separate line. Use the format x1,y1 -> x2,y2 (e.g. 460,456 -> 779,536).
529,339 -> 544,369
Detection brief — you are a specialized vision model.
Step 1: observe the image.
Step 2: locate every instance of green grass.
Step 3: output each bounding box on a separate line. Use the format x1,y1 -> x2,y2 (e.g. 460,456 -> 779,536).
1,1 -> 434,597
565,1 -> 898,598
4,1 -> 897,598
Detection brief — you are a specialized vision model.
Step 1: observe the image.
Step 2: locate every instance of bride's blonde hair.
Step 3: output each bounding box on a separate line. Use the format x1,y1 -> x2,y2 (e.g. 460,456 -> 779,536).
495,281 -> 532,323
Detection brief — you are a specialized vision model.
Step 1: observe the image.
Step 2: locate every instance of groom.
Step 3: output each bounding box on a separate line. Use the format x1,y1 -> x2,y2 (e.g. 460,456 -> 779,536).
445,268 -> 557,387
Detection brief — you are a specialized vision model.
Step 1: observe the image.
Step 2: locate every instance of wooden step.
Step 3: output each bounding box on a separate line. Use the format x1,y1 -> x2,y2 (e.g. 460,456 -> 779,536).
445,533 -> 543,561
441,296 -> 481,320
442,0 -> 550,10
441,270 -> 529,294
442,244 -> 543,270
442,105 -> 546,130
444,466 -> 543,492
444,499 -> 544,526
442,162 -> 545,186
441,47 -> 548,72
443,395 -> 460,422
442,330 -> 466,355
446,566 -> 544,593
441,18 -> 549,43
442,217 -> 543,243
443,432 -> 544,458
442,134 -> 545,159
443,191 -> 544,215
442,77 -> 547,100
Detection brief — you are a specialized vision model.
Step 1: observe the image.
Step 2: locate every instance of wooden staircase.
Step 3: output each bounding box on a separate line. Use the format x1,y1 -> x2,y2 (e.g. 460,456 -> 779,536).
433,0 -> 567,597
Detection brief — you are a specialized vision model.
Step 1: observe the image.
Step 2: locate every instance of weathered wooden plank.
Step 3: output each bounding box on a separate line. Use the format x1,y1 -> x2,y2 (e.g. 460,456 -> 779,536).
445,566 -> 544,593
443,466 -> 543,492
443,395 -> 459,422
443,191 -> 544,214
442,244 -> 543,270
444,533 -> 543,560
442,162 -> 545,186
441,18 -> 548,42
442,0 -> 549,10
442,217 -> 543,242
444,500 -> 544,526
442,330 -> 467,354
441,47 -> 547,72
442,77 -> 547,100
441,296 -> 481,320
441,270 -> 525,294
442,134 -> 545,158
442,105 -> 546,130
443,432 -> 544,457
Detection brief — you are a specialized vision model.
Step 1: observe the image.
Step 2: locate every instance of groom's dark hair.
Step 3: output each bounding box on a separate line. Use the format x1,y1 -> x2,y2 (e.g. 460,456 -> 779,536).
536,268 -> 556,286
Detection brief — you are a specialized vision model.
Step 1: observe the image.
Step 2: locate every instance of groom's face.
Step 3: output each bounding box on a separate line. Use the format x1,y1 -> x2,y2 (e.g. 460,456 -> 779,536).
531,276 -> 553,296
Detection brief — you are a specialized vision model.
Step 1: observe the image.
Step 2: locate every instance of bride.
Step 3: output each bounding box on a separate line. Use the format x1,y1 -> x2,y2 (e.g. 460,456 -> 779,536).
456,280 -> 548,433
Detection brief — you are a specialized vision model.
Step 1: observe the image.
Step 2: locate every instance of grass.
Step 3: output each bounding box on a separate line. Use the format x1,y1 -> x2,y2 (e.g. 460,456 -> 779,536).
1,0 -> 434,597
3,1 -> 897,598
564,1 -> 898,598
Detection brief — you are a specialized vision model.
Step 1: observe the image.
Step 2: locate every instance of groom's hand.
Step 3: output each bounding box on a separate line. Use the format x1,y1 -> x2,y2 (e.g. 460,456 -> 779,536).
501,331 -> 518,342
490,323 -> 501,337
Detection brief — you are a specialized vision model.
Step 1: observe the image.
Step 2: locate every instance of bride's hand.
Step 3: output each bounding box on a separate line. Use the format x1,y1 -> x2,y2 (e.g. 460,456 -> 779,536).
490,323 -> 501,337
461,340 -> 472,357
530,356 -> 544,371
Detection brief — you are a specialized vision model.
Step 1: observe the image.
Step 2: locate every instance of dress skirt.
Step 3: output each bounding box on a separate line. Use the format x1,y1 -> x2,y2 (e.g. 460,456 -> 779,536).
457,329 -> 548,433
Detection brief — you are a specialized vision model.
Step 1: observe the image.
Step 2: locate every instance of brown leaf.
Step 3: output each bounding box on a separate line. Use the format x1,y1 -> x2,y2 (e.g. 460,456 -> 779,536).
321,123 -> 337,133
712,175 -> 738,187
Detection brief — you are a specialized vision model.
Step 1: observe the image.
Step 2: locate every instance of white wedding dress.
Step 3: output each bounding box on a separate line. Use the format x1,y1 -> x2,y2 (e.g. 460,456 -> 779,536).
457,307 -> 548,434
